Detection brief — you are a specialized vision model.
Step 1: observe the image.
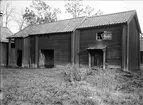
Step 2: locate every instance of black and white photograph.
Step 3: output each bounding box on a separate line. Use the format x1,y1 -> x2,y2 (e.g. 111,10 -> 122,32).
0,0 -> 143,105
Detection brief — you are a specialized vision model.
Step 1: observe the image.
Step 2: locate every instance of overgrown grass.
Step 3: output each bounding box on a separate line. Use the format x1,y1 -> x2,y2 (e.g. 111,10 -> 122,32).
0,66 -> 143,105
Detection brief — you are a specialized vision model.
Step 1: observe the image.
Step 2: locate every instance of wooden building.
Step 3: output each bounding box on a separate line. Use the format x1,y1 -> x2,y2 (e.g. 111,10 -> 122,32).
0,13 -> 14,67
8,10 -> 141,71
0,27 -> 13,67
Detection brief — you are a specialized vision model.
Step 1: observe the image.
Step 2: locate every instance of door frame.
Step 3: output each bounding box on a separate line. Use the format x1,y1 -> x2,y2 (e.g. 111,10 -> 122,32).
88,48 -> 106,69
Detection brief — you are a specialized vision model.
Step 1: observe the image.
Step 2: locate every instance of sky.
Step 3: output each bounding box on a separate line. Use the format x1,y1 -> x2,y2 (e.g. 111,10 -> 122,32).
3,0 -> 143,33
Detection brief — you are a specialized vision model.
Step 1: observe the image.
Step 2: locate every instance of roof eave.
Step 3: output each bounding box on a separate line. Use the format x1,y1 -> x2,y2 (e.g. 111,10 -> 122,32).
77,22 -> 127,30
135,13 -> 142,33
29,31 -> 73,36
7,36 -> 26,39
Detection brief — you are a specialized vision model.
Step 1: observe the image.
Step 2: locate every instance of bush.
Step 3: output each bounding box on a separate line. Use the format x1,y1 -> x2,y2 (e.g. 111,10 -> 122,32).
62,65 -> 93,83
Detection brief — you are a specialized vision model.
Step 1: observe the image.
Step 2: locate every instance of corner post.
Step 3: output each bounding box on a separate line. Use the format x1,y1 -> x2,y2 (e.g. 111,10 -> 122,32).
103,48 -> 106,69
75,30 -> 80,66
35,36 -> 39,68
71,31 -> 75,66
126,24 -> 129,71
122,25 -> 127,71
8,38 -> 11,67
88,53 -> 91,68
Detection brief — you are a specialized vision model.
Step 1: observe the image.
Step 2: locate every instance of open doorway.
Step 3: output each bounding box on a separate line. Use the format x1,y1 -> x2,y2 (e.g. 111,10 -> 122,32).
17,50 -> 22,67
40,49 -> 54,68
90,49 -> 103,67
87,46 -> 106,69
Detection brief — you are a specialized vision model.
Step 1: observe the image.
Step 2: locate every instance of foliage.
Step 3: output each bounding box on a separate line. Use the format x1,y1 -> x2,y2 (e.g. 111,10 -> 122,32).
1,66 -> 143,105
65,0 -> 103,18
23,0 -> 61,25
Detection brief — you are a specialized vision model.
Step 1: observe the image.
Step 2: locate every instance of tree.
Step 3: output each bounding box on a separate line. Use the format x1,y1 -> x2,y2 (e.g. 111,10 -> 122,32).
65,0 -> 84,18
65,0 -> 103,18
1,0 -> 16,28
13,9 -> 27,31
23,0 -> 61,25
23,7 -> 37,25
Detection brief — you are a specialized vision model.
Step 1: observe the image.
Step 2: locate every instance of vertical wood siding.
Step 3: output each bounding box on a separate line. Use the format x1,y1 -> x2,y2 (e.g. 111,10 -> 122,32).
15,38 -> 23,50
23,37 -> 30,67
128,17 -> 140,70
30,36 -> 36,67
0,43 -> 8,66
79,25 -> 122,67
38,33 -> 71,66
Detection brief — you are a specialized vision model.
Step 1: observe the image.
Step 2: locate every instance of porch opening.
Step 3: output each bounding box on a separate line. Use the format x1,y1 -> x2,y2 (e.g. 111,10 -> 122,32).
87,45 -> 106,69
17,50 -> 22,67
89,49 -> 103,67
40,49 -> 54,68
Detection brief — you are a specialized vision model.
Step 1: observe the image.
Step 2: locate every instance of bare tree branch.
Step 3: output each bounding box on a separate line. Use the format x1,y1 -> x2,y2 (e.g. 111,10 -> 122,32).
13,9 -> 27,31
65,0 -> 103,18
1,0 -> 16,27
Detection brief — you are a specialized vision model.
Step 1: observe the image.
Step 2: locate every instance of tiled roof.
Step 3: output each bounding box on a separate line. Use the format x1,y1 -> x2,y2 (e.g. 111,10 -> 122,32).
0,27 -> 13,42
11,17 -> 85,38
10,10 -> 138,38
78,10 -> 136,29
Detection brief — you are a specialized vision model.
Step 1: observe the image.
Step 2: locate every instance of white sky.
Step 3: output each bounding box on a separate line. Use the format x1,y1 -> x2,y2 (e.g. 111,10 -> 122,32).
7,0 -> 143,33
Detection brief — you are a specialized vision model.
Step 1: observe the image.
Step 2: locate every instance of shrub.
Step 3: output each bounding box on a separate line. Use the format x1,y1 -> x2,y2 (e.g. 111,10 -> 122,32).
62,65 -> 93,83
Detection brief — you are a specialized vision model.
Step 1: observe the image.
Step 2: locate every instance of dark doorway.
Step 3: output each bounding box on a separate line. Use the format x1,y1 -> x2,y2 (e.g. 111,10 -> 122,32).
17,50 -> 22,67
141,51 -> 143,64
41,49 -> 54,68
89,49 -> 103,67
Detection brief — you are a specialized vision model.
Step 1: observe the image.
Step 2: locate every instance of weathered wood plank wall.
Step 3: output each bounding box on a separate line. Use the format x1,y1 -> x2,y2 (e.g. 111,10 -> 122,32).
30,36 -> 36,67
38,33 -> 71,66
79,25 -> 123,67
128,16 -> 140,70
22,37 -> 30,67
0,42 -> 8,66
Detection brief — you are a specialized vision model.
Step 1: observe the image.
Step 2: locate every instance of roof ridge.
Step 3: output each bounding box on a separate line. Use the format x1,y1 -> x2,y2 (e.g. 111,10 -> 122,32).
33,16 -> 86,27
73,17 -> 87,31
87,10 -> 136,18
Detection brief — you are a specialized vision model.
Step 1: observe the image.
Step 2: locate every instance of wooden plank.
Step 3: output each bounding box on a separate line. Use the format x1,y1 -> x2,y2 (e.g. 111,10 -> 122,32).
8,39 -> 11,66
22,38 -> 30,68
122,25 -> 127,71
79,25 -> 122,67
71,31 -> 75,65
103,49 -> 106,69
38,33 -> 71,66
75,30 -> 80,65
88,53 -> 91,67
35,36 -> 39,68
128,17 -> 140,70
